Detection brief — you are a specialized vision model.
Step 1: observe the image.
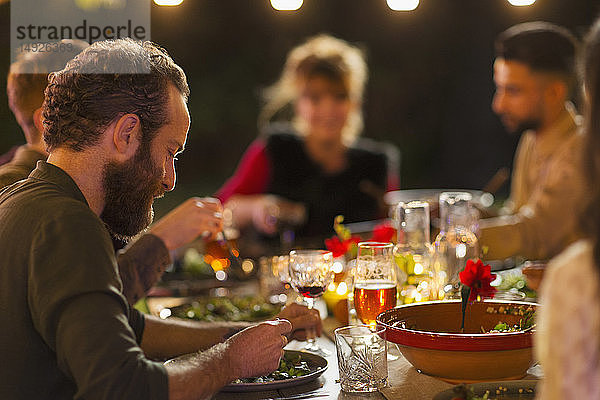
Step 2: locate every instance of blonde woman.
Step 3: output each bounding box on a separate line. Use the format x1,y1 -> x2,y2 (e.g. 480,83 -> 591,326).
217,34 -> 399,246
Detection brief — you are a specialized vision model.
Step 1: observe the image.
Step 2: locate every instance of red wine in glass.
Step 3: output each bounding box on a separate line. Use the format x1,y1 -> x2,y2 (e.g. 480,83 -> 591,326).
288,249 -> 334,356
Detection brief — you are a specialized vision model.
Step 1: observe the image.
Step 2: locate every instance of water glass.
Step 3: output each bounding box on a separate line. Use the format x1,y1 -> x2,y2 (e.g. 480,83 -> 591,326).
335,325 -> 388,393
395,200 -> 431,252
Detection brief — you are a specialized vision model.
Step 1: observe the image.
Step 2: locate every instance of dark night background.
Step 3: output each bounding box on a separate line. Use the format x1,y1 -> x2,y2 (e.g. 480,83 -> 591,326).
0,0 -> 598,218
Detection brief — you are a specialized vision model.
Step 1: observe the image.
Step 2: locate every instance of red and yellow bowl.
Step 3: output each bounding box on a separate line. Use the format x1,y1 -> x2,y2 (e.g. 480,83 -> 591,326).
376,300 -> 538,383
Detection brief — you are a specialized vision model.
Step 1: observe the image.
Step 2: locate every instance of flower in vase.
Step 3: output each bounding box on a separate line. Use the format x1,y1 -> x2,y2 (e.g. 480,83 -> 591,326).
459,259 -> 496,301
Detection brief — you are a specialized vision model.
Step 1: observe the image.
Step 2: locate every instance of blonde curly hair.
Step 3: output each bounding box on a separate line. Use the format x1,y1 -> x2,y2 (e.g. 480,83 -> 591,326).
259,34 -> 367,145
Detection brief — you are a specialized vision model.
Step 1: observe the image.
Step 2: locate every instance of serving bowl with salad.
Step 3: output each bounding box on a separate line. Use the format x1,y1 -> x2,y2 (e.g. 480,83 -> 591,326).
376,300 -> 537,383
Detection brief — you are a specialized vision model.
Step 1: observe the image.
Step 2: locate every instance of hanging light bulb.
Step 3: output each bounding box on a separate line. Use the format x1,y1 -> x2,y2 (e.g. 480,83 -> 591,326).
507,0 -> 536,5
154,0 -> 184,6
270,0 -> 303,11
387,0 -> 419,11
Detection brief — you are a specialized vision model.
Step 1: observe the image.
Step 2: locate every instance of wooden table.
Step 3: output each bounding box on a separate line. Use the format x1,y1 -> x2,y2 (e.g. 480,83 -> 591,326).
211,331 -> 457,400
147,278 -> 540,399
212,332 -> 541,400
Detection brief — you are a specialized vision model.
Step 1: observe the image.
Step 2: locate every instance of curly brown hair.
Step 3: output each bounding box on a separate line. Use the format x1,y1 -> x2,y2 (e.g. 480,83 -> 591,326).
43,38 -> 189,152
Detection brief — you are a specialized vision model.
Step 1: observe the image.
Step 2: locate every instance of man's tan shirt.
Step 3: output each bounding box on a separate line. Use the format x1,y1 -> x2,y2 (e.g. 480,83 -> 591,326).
480,105 -> 586,260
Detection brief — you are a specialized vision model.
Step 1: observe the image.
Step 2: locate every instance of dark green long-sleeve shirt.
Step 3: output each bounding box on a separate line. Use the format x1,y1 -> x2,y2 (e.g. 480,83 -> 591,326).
0,161 -> 168,399
0,149 -> 172,305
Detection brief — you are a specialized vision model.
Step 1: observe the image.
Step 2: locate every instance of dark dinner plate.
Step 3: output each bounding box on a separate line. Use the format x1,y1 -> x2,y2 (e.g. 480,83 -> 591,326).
432,380 -> 537,399
220,350 -> 328,392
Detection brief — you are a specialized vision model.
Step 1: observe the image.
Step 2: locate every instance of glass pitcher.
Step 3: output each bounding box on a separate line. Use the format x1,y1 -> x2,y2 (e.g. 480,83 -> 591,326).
431,192 -> 480,299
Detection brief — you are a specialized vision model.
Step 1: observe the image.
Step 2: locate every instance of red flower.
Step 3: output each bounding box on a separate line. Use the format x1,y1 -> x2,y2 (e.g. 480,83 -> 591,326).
325,236 -> 360,258
371,221 -> 396,243
459,259 -> 497,301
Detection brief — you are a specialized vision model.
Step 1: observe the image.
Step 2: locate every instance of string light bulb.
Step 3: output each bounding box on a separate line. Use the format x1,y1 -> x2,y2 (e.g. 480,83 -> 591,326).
507,0 -> 536,5
387,0 -> 419,11
270,0 -> 303,11
154,0 -> 184,6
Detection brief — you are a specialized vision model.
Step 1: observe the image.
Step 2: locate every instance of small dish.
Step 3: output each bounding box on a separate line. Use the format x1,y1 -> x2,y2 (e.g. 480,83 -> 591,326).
433,379 -> 537,399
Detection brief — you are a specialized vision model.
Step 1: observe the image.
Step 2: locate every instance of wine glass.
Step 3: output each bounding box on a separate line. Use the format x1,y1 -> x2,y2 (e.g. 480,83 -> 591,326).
353,242 -> 397,328
288,249 -> 334,356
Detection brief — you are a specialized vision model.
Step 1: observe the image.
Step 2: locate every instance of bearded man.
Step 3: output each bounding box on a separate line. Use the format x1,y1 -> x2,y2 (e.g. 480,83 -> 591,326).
479,22 -> 586,261
0,39 -> 319,400
1,39 -> 224,305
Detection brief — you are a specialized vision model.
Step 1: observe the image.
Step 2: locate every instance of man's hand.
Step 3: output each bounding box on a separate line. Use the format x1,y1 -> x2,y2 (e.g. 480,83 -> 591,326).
150,197 -> 223,250
225,319 -> 292,379
164,319 -> 291,399
277,303 -> 322,341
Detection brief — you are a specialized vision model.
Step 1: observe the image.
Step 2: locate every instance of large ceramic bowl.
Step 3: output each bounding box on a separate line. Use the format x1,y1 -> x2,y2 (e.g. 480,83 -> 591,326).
376,300 -> 537,383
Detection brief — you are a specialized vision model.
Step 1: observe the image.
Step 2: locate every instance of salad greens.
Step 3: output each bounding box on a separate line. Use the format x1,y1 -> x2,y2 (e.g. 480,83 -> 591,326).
485,308 -> 536,333
172,296 -> 281,322
233,352 -> 312,383
450,383 -> 535,399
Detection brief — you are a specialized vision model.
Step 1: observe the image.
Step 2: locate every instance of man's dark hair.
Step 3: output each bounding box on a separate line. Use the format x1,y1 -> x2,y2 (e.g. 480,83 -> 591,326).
43,38 -> 190,152
495,21 -> 579,91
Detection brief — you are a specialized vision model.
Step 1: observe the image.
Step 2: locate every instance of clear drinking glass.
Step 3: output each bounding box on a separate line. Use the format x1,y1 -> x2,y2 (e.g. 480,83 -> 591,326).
335,325 -> 388,393
353,242 -> 397,328
395,200 -> 431,253
288,249 -> 334,356
258,255 -> 289,300
394,201 -> 433,301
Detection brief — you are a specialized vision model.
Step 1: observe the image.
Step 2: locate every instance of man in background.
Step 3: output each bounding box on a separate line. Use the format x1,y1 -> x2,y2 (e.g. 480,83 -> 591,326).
2,40 -> 224,304
479,22 -> 585,261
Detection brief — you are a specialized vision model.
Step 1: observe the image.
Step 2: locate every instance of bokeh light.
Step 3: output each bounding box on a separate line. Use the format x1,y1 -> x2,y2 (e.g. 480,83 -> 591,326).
507,0 -> 536,6
270,0 -> 303,11
154,0 -> 184,6
387,0 -> 419,11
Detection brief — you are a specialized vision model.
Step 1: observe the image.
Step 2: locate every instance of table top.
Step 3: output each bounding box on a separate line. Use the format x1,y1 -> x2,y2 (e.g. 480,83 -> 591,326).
211,334 -> 455,400
211,332 -> 541,400
213,335 -> 388,400
147,279 -> 539,399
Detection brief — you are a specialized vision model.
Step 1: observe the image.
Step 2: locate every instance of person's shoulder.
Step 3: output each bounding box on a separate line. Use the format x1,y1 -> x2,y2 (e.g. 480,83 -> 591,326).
517,130 -> 536,149
263,123 -> 301,146
2,177 -> 99,228
0,165 -> 30,189
547,240 -> 594,279
263,123 -> 304,158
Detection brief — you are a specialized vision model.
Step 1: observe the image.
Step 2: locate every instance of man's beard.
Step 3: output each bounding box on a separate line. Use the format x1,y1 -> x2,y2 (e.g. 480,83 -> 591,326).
511,118 -> 541,136
100,140 -> 164,242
